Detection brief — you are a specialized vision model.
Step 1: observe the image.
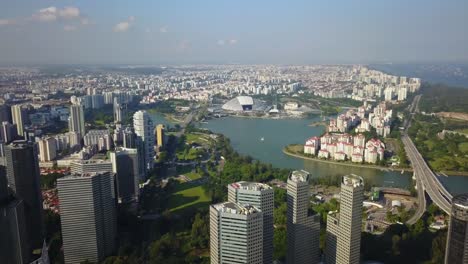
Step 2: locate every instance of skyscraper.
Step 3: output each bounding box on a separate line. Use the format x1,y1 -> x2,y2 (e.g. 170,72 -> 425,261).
326,174 -> 364,264
228,181 -> 274,264
113,98 -> 123,124
38,137 -> 57,162
210,201 -> 263,264
57,172 -> 117,264
156,124 -> 165,147
11,104 -> 25,138
0,164 -> 29,264
5,140 -> 44,251
110,148 -> 140,203
133,110 -> 155,176
287,170 -> 321,264
68,104 -> 85,141
1,121 -> 18,143
445,193 -> 468,264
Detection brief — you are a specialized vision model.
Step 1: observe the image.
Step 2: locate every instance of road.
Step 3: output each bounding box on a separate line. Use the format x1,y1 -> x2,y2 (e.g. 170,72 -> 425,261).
403,95 -> 452,223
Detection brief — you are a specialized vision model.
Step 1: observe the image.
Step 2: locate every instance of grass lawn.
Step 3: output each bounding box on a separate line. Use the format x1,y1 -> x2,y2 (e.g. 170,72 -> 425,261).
185,172 -> 202,180
168,184 -> 211,212
459,142 -> 468,153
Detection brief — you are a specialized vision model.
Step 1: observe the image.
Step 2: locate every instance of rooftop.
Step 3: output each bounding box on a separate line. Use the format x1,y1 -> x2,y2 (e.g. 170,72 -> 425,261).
59,171 -> 110,180
212,201 -> 260,215
453,194 -> 468,209
289,170 -> 310,183
342,174 -> 364,187
230,181 -> 272,191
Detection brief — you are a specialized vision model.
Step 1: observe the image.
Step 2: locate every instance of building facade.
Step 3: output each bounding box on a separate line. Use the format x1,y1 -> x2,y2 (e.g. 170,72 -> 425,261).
133,110 -> 155,177
5,140 -> 44,251
445,194 -> 468,264
11,105 -> 25,138
110,148 -> 140,203
57,172 -> 117,264
210,202 -> 263,264
287,170 -> 321,264
68,104 -> 85,141
228,181 -> 274,264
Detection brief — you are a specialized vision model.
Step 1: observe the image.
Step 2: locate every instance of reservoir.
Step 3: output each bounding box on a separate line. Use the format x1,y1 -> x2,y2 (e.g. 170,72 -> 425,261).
199,116 -> 468,195
149,112 -> 467,195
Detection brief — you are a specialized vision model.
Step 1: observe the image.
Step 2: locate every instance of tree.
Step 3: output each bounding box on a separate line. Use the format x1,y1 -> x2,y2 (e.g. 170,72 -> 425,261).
392,235 -> 401,256
190,213 -> 209,248
430,231 -> 447,264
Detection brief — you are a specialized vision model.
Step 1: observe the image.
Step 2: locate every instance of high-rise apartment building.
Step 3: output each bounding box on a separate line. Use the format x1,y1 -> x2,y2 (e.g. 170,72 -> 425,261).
326,174 -> 364,264
68,104 -> 85,141
38,137 -> 57,162
228,181 -> 274,264
5,140 -> 44,251
113,98 -> 123,123
57,172 -> 116,264
110,148 -> 140,203
210,201 -> 263,264
1,121 -> 18,143
287,170 -> 321,264
11,105 -> 25,138
156,124 -> 164,147
445,194 -> 468,264
133,110 -> 155,176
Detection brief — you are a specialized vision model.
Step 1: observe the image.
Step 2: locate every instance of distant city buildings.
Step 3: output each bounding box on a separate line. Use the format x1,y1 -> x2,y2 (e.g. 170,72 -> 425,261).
11,104 -> 25,138
68,104 -> 85,141
445,194 -> 468,264
57,172 -> 116,264
287,170 -> 321,264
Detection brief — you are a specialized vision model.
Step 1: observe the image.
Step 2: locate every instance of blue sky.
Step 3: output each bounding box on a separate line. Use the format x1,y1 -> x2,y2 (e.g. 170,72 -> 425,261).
1,0 -> 467,65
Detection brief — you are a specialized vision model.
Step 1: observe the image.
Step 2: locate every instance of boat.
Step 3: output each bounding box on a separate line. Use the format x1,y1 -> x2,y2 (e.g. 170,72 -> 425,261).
260,137 -> 265,141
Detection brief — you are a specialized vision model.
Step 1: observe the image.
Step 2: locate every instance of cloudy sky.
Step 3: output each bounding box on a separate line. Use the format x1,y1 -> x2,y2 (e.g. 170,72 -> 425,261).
1,0 -> 467,65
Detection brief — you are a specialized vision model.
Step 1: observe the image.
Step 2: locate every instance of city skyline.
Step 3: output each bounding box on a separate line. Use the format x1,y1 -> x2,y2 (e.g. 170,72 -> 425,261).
1,0 -> 468,65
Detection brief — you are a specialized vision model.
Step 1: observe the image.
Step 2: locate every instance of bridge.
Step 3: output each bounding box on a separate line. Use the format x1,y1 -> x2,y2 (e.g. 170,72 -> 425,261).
403,95 -> 452,224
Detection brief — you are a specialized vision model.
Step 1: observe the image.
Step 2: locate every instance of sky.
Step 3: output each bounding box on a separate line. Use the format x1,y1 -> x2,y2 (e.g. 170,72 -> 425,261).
0,0 -> 468,65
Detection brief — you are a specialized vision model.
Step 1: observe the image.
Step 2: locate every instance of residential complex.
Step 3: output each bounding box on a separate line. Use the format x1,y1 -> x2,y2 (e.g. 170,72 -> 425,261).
287,170 -> 321,264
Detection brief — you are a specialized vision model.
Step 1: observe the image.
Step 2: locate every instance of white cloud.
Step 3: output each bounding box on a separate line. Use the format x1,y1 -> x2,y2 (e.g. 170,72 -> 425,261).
217,40 -> 225,46
34,6 -> 58,22
63,25 -> 76,31
114,22 -> 130,32
0,19 -> 15,26
113,16 -> 135,32
80,18 -> 90,25
229,39 -> 238,45
159,26 -> 168,33
32,6 -> 84,23
217,39 -> 238,46
59,7 -> 80,20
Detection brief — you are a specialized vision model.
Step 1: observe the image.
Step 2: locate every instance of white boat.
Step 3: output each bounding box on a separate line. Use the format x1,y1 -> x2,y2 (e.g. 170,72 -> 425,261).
260,137 -> 265,141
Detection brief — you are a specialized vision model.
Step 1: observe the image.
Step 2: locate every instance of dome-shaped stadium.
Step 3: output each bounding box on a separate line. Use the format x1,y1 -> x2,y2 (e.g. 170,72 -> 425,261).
222,96 -> 268,112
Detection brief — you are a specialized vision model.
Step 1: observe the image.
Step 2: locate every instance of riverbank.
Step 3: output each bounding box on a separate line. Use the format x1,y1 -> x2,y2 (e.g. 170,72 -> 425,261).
283,145 -> 413,172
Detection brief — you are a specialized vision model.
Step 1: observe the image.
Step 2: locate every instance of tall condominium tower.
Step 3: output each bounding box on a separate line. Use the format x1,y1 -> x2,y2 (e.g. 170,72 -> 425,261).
133,110 -> 155,177
38,137 -> 57,162
57,172 -> 117,264
5,140 -> 44,251
228,181 -> 274,264
445,194 -> 468,264
210,201 -> 263,264
113,98 -> 123,124
287,170 -> 321,264
11,105 -> 25,138
110,147 -> 140,203
326,174 -> 364,264
156,124 -> 165,147
68,104 -> 85,140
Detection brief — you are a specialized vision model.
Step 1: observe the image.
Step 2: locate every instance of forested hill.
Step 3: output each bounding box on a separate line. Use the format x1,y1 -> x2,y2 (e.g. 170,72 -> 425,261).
419,84 -> 468,113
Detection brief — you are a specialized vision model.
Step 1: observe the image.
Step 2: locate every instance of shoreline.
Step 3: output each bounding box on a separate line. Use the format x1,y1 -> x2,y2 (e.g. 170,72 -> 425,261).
283,147 -> 413,172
